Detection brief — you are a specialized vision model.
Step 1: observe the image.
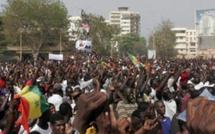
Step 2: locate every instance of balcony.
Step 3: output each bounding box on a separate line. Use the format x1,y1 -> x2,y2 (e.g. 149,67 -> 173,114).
176,39 -> 186,43
176,33 -> 186,37
175,44 -> 187,49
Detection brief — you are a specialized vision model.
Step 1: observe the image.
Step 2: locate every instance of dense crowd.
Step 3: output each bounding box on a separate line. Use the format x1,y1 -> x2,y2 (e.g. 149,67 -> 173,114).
0,52 -> 215,134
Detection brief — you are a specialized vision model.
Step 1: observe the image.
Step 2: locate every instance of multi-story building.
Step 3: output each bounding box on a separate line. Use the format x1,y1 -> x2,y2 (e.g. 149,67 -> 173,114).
186,29 -> 198,57
171,28 -> 198,58
109,7 -> 140,35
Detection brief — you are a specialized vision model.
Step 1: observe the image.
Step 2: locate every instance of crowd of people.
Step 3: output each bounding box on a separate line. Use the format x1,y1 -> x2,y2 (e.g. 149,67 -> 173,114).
0,52 -> 215,134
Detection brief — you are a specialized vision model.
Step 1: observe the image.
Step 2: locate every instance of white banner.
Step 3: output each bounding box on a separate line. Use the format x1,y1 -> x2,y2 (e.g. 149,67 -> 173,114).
147,49 -> 156,59
75,40 -> 92,52
49,53 -> 63,61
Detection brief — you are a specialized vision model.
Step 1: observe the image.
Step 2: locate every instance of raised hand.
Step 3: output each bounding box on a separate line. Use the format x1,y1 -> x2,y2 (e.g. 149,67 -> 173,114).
135,118 -> 158,134
117,118 -> 130,134
95,112 -> 111,134
73,91 -> 108,133
187,97 -> 215,134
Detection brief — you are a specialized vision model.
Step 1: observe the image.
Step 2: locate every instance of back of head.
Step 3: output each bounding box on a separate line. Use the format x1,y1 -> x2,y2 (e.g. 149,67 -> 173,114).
53,83 -> 63,96
137,102 -> 149,112
162,89 -> 173,101
49,112 -> 65,125
59,102 -> 72,116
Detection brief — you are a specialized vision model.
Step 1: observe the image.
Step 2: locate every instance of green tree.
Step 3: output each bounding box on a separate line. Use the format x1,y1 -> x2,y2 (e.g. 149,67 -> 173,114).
87,14 -> 120,55
0,16 -> 7,53
2,0 -> 69,61
133,36 -> 147,55
118,33 -> 147,56
149,20 -> 176,58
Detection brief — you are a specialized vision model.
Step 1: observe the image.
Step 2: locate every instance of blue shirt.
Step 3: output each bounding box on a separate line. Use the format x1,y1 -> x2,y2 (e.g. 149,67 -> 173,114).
161,117 -> 171,134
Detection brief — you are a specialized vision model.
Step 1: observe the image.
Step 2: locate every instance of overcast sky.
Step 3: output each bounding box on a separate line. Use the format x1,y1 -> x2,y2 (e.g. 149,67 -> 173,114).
1,0 -> 215,37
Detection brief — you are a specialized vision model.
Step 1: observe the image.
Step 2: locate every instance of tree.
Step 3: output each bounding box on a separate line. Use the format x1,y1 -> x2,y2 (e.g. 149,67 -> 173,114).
87,14 -> 120,55
2,0 -> 69,61
148,20 -> 176,58
118,33 -> 147,56
132,36 -> 147,55
0,16 -> 7,53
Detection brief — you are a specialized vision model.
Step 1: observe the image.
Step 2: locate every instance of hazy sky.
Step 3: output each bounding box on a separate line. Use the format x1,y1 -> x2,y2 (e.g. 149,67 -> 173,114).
1,0 -> 215,37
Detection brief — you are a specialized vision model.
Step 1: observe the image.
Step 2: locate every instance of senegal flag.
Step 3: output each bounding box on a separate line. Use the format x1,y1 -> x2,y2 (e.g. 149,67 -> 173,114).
15,82 -> 49,133
128,53 -> 144,67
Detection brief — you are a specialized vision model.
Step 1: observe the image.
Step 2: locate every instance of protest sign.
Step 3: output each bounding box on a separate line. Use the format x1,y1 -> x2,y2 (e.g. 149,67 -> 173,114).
75,40 -> 92,52
49,53 -> 63,61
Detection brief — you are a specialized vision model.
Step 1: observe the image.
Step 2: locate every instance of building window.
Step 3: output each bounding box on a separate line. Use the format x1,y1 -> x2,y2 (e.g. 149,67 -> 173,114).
190,49 -> 196,52
190,42 -> 196,46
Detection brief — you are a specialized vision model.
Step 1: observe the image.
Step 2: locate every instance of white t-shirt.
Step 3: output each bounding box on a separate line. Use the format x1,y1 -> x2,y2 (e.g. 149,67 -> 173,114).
31,124 -> 52,134
163,99 -> 177,120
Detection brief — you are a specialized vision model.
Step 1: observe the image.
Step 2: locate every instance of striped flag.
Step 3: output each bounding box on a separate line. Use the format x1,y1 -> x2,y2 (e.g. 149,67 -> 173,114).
15,82 -> 49,133
128,53 -> 144,67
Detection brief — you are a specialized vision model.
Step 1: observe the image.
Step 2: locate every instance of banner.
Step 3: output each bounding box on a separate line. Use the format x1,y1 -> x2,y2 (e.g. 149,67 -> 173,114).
196,9 -> 215,36
147,49 -> 156,59
75,40 -> 92,52
49,54 -> 63,61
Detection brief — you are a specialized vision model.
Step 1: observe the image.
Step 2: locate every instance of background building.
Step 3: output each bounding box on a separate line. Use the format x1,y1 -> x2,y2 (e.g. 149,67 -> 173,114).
109,7 -> 140,35
172,28 -> 198,58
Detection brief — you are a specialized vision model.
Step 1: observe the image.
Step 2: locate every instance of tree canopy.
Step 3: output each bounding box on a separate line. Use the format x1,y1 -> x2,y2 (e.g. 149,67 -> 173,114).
117,33 -> 147,56
3,0 -> 69,61
149,20 -> 176,58
0,16 -> 7,52
86,14 -> 120,55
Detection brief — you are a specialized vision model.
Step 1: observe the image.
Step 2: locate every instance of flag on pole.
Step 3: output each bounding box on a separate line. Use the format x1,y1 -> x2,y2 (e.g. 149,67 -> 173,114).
15,82 -> 49,133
